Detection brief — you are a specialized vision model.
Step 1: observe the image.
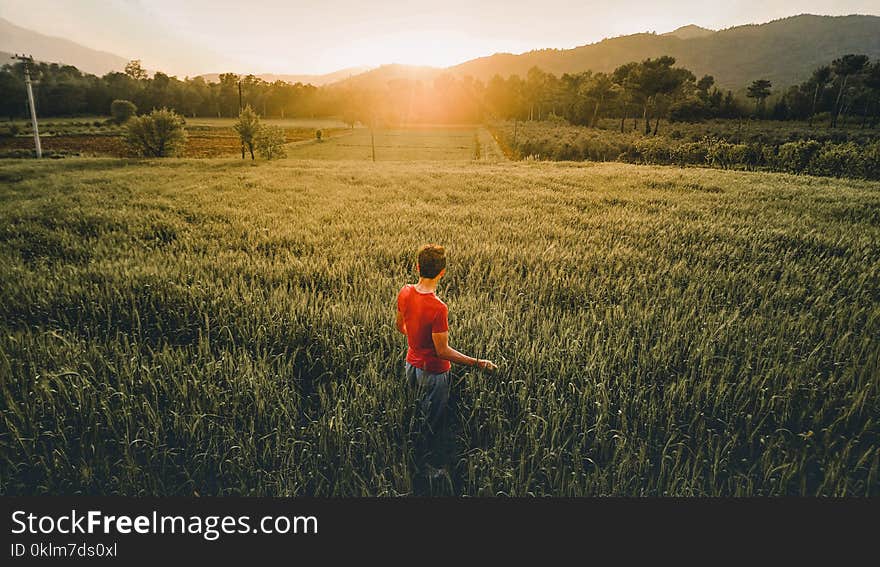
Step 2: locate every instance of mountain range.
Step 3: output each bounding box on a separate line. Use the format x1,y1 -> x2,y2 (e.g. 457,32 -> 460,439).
2,14 -> 879,90
445,14 -> 880,89
0,17 -> 128,75
197,68 -> 371,86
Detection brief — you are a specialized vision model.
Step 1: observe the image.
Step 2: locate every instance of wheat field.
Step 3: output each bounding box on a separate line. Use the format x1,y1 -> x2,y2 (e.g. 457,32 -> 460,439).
0,156 -> 877,495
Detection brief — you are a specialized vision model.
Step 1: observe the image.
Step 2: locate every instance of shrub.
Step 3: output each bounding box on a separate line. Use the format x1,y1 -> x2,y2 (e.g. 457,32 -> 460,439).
110,100 -> 137,124
743,143 -> 765,169
315,129 -> 323,141
673,142 -> 708,166
861,141 -> 880,180
704,137 -> 741,169
633,136 -> 676,164
255,125 -> 286,160
775,140 -> 822,173
808,142 -> 862,178
124,108 -> 187,157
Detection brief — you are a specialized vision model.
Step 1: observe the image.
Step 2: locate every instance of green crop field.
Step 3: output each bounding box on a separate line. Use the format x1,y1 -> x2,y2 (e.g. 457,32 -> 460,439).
287,126 -> 505,161
1,153 -> 877,497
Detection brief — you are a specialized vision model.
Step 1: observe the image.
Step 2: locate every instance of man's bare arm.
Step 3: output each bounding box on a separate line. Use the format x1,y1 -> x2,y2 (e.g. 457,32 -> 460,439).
395,310 -> 407,335
432,331 -> 497,371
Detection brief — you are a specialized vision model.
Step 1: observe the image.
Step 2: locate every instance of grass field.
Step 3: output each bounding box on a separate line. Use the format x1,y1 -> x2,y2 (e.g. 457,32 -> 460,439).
0,154 -> 877,496
287,126 -> 504,161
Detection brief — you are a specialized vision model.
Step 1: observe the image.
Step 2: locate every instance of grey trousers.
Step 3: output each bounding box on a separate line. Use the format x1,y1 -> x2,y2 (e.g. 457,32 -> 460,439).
405,362 -> 450,431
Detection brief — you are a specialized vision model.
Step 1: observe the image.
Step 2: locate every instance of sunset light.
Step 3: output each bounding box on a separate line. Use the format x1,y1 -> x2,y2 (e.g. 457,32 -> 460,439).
0,0 -> 877,555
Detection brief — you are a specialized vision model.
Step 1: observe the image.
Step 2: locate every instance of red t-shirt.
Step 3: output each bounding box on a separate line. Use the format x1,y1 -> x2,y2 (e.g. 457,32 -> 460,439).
397,284 -> 451,373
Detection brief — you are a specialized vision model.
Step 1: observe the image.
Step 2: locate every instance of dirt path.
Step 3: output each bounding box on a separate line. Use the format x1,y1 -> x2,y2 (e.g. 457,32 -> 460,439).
477,126 -> 507,161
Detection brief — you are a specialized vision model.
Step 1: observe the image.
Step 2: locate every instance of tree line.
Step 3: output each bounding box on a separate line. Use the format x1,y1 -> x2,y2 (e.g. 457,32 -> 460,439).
1,55 -> 879,129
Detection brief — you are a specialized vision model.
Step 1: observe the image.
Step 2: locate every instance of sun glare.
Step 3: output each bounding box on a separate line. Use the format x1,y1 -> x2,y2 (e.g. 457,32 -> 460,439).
311,29 -> 526,71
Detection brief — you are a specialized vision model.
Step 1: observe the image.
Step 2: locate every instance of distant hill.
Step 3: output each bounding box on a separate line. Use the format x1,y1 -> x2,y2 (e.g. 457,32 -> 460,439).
198,67 -> 370,86
4,13 -> 880,91
662,25 -> 715,40
0,17 -> 129,75
333,64 -> 443,88
447,14 -> 880,89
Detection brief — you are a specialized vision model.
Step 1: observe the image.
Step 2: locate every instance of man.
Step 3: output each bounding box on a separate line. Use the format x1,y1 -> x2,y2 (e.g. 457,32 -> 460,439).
396,244 -> 497,436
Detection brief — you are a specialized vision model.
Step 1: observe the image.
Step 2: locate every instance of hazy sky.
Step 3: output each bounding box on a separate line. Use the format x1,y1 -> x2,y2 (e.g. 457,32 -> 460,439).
1,0 -> 877,76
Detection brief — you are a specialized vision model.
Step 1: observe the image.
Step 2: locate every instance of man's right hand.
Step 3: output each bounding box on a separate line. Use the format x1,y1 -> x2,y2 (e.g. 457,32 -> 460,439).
477,359 -> 498,372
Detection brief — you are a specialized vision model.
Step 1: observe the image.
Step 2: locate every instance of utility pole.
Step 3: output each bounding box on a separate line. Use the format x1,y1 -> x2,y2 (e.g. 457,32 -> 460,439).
14,54 -> 41,158
238,79 -> 244,159
370,112 -> 376,162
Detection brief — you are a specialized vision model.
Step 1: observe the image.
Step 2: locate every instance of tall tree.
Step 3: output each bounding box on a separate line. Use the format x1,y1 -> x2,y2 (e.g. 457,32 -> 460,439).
864,62 -> 880,128
232,105 -> 261,160
631,56 -> 693,135
747,79 -> 772,117
612,62 -> 639,133
582,73 -> 616,127
124,60 -> 148,81
808,66 -> 832,126
830,54 -> 869,127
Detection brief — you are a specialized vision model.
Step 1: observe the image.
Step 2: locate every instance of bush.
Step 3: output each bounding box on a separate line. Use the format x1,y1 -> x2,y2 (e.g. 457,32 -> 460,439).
775,140 -> 822,173
255,125 -> 286,160
861,141 -> 880,180
315,129 -> 323,141
808,142 -> 863,178
491,119 -> 878,180
124,108 -> 187,157
704,137 -> 742,169
110,100 -> 137,125
673,141 -> 708,166
633,136 -> 676,164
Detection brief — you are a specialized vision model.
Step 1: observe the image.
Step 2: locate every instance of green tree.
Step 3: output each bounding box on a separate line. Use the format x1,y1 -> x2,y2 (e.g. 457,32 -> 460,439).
233,105 -> 261,160
631,56 -> 694,135
808,66 -> 832,126
582,73 -> 616,128
830,54 -> 869,127
218,73 -> 241,117
125,108 -> 187,157
110,99 -> 137,124
747,79 -> 772,117
255,125 -> 286,160
696,75 -> 715,99
124,60 -> 148,81
864,62 -> 880,128
612,62 -> 640,133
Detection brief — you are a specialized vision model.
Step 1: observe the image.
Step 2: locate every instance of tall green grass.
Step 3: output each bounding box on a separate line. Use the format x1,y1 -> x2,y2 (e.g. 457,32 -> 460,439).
0,158 -> 877,495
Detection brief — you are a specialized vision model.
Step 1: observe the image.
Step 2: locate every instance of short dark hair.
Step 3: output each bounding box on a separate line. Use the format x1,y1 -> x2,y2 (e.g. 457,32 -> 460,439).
417,244 -> 446,278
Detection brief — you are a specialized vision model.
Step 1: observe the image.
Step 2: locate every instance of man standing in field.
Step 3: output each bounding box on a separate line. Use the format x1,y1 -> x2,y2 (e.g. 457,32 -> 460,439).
396,245 -> 497,458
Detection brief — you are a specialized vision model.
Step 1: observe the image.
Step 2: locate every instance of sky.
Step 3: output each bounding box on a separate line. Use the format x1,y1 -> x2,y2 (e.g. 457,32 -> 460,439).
0,0 -> 877,76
